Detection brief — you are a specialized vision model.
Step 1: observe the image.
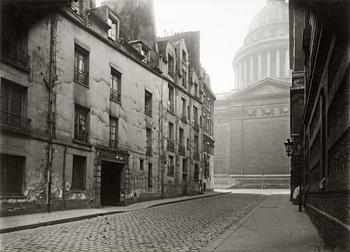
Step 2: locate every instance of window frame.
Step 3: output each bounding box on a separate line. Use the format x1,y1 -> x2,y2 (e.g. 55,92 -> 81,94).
71,155 -> 86,191
109,116 -> 118,148
74,44 -> 89,87
0,154 -> 25,196
74,104 -> 89,143
144,90 -> 152,117
110,68 -> 121,103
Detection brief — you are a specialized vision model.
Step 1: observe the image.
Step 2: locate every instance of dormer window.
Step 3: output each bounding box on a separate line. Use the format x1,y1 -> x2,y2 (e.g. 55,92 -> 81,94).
107,16 -> 119,41
71,0 -> 83,15
182,50 -> 187,64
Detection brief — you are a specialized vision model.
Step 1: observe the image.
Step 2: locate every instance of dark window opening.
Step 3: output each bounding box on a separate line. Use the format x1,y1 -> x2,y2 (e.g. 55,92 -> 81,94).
74,105 -> 89,143
0,154 -> 25,196
145,90 -> 152,117
0,79 -> 30,130
72,155 -> 86,191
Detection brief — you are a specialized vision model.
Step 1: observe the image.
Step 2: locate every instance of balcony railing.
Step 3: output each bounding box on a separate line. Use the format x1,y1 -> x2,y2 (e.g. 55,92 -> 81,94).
110,89 -> 121,103
2,49 -> 30,72
74,69 -> 89,86
178,145 -> 185,156
167,140 -> 175,152
146,146 -> 152,156
0,111 -> 31,132
193,152 -> 200,161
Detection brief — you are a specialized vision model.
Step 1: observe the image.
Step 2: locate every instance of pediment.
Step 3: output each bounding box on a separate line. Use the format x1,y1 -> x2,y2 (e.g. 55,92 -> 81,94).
230,78 -> 290,99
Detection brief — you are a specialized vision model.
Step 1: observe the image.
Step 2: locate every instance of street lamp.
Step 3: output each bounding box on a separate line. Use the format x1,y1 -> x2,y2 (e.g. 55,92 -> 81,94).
284,137 -> 302,212
284,138 -> 293,157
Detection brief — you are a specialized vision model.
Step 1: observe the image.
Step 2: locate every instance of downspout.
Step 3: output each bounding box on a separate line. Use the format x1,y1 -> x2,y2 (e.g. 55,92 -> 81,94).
62,145 -> 67,210
45,14 -> 57,213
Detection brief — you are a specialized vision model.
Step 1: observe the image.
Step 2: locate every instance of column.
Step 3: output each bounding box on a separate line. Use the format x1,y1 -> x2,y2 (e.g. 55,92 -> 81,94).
243,60 -> 247,85
235,67 -> 238,89
258,54 -> 262,80
238,62 -> 242,88
285,49 -> 289,76
266,52 -> 271,77
276,49 -> 280,77
249,56 -> 253,83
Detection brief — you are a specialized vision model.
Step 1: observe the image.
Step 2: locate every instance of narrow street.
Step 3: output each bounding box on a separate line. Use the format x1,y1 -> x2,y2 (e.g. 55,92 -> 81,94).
0,194 -> 265,251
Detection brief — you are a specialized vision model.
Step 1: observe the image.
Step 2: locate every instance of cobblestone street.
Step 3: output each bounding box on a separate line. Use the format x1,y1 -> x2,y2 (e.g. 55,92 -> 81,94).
0,194 -> 265,251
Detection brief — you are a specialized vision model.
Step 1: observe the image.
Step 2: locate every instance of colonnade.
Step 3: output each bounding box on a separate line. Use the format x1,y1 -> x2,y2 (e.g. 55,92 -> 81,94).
234,48 -> 290,89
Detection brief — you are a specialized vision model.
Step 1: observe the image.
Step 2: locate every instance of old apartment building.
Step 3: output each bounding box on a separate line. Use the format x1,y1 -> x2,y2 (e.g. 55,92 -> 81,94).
0,0 -> 215,215
289,0 -> 349,249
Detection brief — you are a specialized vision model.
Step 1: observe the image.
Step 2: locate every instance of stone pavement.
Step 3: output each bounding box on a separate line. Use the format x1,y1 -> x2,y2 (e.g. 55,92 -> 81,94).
0,193 -> 265,251
0,191 -> 225,234
202,193 -> 325,252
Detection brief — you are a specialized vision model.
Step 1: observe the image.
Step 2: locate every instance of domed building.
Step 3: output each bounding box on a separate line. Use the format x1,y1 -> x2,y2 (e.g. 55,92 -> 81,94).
214,0 -> 291,188
233,0 -> 290,89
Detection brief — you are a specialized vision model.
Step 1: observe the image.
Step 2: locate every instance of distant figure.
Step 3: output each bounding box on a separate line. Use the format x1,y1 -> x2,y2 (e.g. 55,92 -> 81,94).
292,186 -> 300,205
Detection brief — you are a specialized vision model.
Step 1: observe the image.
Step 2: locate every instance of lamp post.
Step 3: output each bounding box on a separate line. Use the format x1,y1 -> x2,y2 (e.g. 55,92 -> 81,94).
284,137 -> 302,212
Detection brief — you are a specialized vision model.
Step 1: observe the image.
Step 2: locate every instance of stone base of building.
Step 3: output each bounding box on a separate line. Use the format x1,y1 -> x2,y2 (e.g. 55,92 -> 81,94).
305,190 -> 350,250
214,174 -> 290,189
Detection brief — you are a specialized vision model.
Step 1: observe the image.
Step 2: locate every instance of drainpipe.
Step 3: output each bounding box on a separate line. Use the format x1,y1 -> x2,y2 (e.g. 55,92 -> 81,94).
45,14 -> 57,213
62,145 -> 67,210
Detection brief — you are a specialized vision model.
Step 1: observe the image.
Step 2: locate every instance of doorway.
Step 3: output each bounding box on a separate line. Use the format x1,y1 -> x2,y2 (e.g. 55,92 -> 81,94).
101,161 -> 123,206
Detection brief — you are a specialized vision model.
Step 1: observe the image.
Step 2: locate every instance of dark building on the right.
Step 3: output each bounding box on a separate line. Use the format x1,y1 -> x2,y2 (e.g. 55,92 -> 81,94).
289,0 -> 349,249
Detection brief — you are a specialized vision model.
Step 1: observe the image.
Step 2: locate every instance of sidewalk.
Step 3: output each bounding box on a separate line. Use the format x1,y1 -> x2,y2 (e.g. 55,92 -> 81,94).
0,191 -> 225,234
202,194 -> 324,252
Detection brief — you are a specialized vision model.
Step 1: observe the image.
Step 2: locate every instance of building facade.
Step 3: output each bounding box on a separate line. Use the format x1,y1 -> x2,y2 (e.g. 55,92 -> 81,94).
289,0 -> 350,249
0,0 -> 213,215
214,0 -> 290,188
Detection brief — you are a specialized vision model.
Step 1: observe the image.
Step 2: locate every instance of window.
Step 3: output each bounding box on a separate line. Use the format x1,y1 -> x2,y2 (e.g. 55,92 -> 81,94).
0,79 -> 30,130
145,90 -> 152,116
168,85 -> 174,113
1,22 -> 29,70
194,163 -> 199,182
187,105 -> 190,120
74,44 -> 89,86
167,122 -> 174,152
187,138 -> 190,150
109,116 -> 118,148
168,155 -> 174,176
181,98 -> 186,120
168,54 -> 174,77
193,106 -> 198,125
146,127 -> 152,156
74,105 -> 89,142
194,83 -> 198,97
0,154 -> 25,196
72,155 -> 86,191
107,17 -> 118,41
194,134 -> 199,153
168,122 -> 174,141
182,50 -> 187,63
179,128 -> 184,146
148,163 -> 152,188
182,70 -> 187,88
140,159 -> 144,170
182,158 -> 187,174
110,68 -> 121,103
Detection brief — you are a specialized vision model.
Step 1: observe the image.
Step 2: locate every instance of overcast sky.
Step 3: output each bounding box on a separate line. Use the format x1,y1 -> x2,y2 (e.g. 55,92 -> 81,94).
97,0 -> 266,94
